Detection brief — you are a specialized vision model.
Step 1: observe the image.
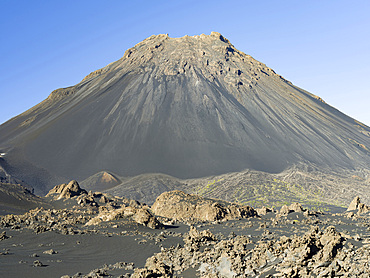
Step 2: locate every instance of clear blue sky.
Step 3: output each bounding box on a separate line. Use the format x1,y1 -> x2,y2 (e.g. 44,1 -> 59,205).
1,0 -> 369,126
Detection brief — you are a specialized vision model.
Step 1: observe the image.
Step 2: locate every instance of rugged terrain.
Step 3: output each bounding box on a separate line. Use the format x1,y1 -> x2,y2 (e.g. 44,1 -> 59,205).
1,32 -> 370,276
1,182 -> 370,277
0,32 -> 369,198
85,164 -> 370,213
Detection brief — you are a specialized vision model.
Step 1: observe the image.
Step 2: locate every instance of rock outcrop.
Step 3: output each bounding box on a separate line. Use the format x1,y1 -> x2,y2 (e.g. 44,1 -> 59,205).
279,202 -> 305,215
133,225 -> 366,278
85,205 -> 162,229
151,190 -> 256,222
347,196 -> 370,214
256,206 -> 273,216
46,180 -> 87,200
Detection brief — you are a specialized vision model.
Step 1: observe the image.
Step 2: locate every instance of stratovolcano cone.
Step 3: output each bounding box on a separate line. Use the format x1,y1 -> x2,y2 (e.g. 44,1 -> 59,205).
1,32 -> 369,194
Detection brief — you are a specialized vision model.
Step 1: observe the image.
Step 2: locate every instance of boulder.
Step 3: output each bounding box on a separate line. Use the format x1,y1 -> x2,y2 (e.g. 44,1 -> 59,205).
347,196 -> 361,211
132,208 -> 162,229
347,196 -> 370,214
279,205 -> 291,215
0,231 -> 9,241
280,202 -> 305,215
256,206 -> 273,216
85,206 -> 162,229
151,190 -> 256,222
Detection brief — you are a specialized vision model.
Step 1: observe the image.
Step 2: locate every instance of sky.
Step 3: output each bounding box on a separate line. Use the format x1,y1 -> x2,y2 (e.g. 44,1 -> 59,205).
1,0 -> 369,126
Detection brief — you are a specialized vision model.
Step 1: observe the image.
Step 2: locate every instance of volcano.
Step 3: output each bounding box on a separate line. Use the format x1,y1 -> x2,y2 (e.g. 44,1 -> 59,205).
1,32 -> 369,195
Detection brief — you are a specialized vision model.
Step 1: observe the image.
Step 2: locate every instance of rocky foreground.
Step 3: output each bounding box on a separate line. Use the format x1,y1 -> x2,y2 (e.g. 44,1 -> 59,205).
1,181 -> 370,277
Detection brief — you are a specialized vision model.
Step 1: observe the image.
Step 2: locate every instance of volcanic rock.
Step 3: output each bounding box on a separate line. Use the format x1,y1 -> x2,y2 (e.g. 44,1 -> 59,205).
134,225 -> 352,277
1,32 -> 369,195
0,231 -> 9,241
347,196 -> 361,211
33,260 -> 44,267
43,249 -> 58,255
347,196 -> 370,214
46,180 -> 87,200
183,226 -> 216,251
280,202 -> 305,215
151,190 -> 256,221
85,206 -> 162,229
256,206 -> 273,216
132,208 -> 162,229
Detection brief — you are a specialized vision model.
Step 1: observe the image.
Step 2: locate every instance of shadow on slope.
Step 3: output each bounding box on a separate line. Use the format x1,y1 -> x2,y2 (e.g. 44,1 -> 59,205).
0,183 -> 52,215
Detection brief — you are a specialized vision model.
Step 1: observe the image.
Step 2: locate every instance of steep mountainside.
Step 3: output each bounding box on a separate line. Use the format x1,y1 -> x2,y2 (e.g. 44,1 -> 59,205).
0,32 -> 369,195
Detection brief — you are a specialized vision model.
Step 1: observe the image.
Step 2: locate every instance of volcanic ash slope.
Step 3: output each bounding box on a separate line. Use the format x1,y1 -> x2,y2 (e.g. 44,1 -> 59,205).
0,32 -> 369,194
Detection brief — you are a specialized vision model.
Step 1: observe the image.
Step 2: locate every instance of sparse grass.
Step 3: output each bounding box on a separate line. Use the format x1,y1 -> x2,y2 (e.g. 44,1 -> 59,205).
195,177 -> 346,212
196,178 -> 224,196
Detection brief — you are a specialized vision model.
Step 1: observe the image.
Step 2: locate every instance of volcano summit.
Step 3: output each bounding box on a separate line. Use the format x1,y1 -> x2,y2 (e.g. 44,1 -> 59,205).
0,32 -> 369,195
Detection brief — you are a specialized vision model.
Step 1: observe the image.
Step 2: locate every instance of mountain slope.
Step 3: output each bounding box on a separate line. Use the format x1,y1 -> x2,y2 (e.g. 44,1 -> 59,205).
0,32 -> 369,194
0,182 -> 51,215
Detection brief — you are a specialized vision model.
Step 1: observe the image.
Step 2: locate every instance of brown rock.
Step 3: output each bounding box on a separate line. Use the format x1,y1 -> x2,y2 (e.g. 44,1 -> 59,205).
347,196 -> 361,211
151,190 -> 256,222
358,203 -> 370,214
279,203 -> 305,215
133,256 -> 173,278
280,205 -> 291,215
46,180 -> 87,200
85,206 -> 162,229
183,226 -> 216,250
289,202 -> 304,212
347,196 -> 370,214
256,206 -> 272,216
319,226 -> 344,262
43,249 -> 57,255
132,208 -> 162,229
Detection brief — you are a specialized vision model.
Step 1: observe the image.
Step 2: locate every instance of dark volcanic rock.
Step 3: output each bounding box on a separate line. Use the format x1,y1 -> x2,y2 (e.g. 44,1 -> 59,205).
0,231 -> 10,241
0,32 -> 369,194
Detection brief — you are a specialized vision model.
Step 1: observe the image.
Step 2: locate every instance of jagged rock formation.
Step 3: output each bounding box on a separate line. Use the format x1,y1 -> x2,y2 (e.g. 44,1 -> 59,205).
151,190 -> 256,221
279,202 -> 304,215
347,196 -> 370,214
133,225 -> 370,278
46,180 -> 87,200
44,180 -> 163,229
86,206 -> 162,229
2,190 -> 370,277
0,32 -> 369,195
